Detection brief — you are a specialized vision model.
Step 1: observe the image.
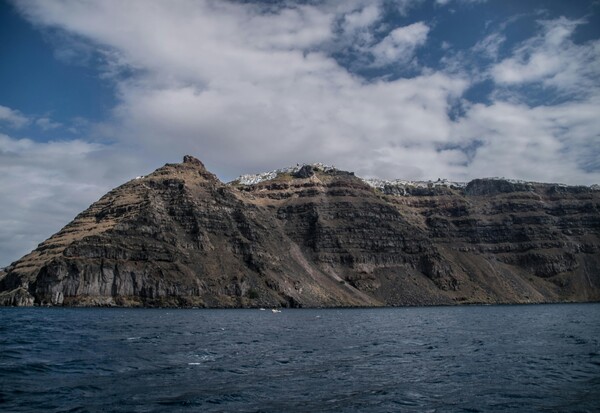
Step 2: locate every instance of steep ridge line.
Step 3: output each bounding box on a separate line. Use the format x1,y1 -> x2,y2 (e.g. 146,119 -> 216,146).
1,155 -> 598,307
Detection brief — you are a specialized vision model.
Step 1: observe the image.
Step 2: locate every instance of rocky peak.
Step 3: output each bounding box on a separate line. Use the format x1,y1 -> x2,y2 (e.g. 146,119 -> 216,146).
146,154 -> 219,184
183,155 -> 205,167
293,165 -> 315,179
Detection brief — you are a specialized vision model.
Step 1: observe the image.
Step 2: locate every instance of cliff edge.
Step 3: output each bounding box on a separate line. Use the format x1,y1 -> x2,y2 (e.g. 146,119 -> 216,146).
1,156 -> 598,307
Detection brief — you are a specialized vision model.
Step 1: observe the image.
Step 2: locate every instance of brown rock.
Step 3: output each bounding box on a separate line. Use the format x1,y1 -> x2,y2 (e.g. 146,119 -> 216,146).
1,156 -> 599,307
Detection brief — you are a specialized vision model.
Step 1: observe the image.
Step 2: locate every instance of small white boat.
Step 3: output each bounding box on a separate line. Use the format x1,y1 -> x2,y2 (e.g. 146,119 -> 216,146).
271,308 -> 281,313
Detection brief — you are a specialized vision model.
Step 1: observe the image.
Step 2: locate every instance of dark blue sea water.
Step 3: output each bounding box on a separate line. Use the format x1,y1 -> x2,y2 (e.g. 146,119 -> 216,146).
1,304 -> 599,412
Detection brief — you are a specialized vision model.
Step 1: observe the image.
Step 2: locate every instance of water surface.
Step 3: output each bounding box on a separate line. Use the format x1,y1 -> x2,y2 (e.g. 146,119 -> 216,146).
1,304 -> 599,412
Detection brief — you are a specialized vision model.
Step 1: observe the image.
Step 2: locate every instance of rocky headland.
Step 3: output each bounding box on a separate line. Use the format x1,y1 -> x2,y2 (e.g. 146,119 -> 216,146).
1,155 -> 599,307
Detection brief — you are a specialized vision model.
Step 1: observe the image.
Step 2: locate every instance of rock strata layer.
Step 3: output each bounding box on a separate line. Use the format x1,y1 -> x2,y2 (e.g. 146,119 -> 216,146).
1,156 -> 599,307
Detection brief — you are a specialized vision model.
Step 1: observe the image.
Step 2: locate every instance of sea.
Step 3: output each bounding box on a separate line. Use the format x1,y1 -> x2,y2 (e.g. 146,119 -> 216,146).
1,304 -> 599,412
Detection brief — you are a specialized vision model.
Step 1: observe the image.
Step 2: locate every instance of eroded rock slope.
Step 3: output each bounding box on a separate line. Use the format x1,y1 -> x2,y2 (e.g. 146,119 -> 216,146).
1,156 -> 598,307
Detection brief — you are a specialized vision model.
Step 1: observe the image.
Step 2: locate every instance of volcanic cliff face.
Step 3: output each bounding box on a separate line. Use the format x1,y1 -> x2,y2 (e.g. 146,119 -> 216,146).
1,156 -> 599,307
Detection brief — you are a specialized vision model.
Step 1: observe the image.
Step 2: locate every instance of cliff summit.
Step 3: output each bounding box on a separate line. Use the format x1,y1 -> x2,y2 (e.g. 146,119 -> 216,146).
1,156 -> 599,307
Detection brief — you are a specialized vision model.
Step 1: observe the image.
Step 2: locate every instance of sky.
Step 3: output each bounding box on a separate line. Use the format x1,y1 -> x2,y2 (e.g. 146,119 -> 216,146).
1,0 -> 599,267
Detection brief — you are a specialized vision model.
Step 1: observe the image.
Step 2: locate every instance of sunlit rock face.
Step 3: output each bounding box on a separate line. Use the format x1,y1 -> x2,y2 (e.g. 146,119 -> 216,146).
1,156 -> 599,307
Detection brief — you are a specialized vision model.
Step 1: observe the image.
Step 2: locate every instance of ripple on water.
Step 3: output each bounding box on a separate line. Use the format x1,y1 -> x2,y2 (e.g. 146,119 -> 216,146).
0,305 -> 599,412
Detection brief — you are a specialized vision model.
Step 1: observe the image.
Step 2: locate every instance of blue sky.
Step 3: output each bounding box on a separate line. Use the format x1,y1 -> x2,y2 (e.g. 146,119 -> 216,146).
1,0 -> 599,266
0,2 -> 115,134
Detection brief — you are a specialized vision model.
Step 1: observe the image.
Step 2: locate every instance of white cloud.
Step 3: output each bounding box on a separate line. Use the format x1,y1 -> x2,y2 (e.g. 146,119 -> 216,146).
15,0 -> 338,85
112,71 -> 467,179
371,22 -> 430,66
472,32 -> 506,60
0,105 -> 29,128
0,133 -> 146,266
9,2 -> 600,184
450,99 -> 600,183
342,4 -> 380,32
12,1 -> 457,176
35,117 -> 62,130
492,17 -> 599,95
436,0 -> 487,5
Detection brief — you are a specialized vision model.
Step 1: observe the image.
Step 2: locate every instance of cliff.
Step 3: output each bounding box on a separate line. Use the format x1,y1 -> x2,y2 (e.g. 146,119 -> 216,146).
1,155 -> 599,307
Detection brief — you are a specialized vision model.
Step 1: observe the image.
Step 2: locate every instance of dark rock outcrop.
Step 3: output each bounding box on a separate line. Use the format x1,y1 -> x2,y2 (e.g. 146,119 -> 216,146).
1,156 -> 599,307
293,165 -> 315,179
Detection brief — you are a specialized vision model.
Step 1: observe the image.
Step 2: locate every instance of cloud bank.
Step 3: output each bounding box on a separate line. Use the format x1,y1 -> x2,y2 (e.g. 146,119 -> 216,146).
0,105 -> 29,128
